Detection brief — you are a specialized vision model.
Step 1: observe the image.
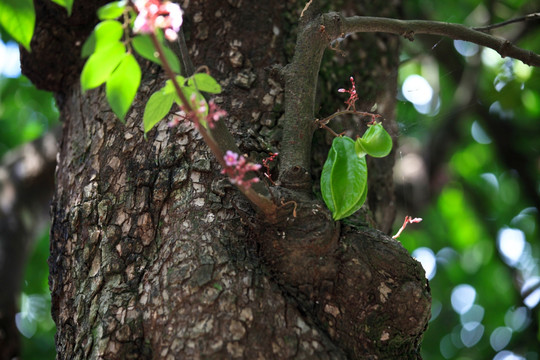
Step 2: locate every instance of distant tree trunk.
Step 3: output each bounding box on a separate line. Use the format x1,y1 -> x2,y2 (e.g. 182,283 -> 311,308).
22,0 -> 430,358
0,131 -> 57,359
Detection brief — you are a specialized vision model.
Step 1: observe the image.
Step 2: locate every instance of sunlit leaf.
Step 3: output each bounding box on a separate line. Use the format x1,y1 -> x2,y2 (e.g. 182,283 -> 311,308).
97,1 -> 126,20
80,42 -> 126,92
81,31 -> 96,58
0,0 -> 35,52
132,35 -> 181,74
106,53 -> 141,122
143,87 -> 175,133
321,136 -> 368,220
81,20 -> 123,58
49,0 -> 73,16
187,73 -> 221,94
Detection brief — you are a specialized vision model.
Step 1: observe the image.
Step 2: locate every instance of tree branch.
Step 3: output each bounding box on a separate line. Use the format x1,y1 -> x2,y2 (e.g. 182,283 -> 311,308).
340,15 -> 540,66
473,12 -> 540,32
278,12 -> 540,190
279,13 -> 343,188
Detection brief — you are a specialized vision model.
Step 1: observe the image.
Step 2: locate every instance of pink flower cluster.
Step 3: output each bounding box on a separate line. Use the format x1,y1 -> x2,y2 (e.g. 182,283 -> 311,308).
169,96 -> 227,129
338,76 -> 359,111
133,0 -> 183,41
221,151 -> 262,189
206,100 -> 227,129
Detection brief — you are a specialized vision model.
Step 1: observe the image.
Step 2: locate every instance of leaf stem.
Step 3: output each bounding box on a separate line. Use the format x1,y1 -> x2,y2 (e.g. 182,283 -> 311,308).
149,32 -> 277,216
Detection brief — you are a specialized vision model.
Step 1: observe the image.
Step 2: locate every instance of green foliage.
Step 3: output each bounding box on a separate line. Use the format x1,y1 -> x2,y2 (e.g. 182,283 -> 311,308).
321,136 -> 368,220
0,75 -> 59,157
187,73 -> 222,94
397,1 -> 540,359
97,0 -> 126,20
80,41 -> 126,91
94,20 -> 124,52
355,122 -> 393,158
143,84 -> 176,133
132,34 -> 181,74
0,0 -> 35,52
49,0 -> 74,16
20,230 -> 56,360
106,53 -> 141,121
321,122 -> 392,220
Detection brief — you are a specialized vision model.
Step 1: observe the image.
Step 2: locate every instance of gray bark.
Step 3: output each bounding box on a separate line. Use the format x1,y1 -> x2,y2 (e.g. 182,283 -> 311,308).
22,0 -> 430,358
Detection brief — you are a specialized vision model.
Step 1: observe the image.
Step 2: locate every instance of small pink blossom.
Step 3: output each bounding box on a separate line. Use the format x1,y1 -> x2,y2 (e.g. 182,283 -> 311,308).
221,151 -> 262,189
338,76 -> 359,111
168,94 -> 206,128
206,100 -> 227,128
262,152 -> 278,185
224,150 -> 238,166
169,96 -> 227,130
133,0 -> 183,41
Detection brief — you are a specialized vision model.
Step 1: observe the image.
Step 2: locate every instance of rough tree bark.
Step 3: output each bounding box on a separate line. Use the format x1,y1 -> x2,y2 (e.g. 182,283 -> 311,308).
21,0 -> 431,358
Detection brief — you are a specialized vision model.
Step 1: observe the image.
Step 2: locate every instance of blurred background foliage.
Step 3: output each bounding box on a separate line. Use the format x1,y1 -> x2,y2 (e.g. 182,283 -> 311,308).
0,28 -> 58,359
1,0 -> 539,359
395,0 -> 540,359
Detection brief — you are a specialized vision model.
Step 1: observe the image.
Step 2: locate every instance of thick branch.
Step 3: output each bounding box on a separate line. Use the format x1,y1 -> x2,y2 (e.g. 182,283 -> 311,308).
279,13 -> 344,188
278,12 -> 540,189
341,16 -> 540,66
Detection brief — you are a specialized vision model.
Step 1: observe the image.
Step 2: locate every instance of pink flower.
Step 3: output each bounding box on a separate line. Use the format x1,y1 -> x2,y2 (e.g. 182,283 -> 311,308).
168,94 -> 206,128
221,151 -> 262,189
224,150 -> 238,166
133,0 -> 183,41
338,76 -> 358,111
206,100 -> 227,128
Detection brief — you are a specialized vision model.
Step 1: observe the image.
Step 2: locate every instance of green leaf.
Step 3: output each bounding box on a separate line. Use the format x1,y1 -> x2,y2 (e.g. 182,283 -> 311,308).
49,0 -> 73,16
97,1 -> 126,20
143,87 -> 175,133
164,77 -> 206,108
132,35 -> 181,74
0,0 -> 35,52
188,73 -> 221,94
321,136 -> 368,220
81,20 -> 123,58
96,20 -> 124,51
81,31 -> 96,58
163,76 -> 186,94
355,122 -> 393,158
106,53 -> 141,122
80,42 -> 126,92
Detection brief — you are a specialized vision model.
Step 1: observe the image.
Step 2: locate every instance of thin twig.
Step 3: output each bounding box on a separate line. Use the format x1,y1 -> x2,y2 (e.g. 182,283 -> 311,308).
339,15 -> 540,66
319,110 -> 381,125
392,216 -> 422,239
473,13 -> 540,32
316,120 -> 340,137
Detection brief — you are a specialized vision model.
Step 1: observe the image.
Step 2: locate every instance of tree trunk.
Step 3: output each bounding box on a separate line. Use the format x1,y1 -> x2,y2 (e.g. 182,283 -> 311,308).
22,0 -> 431,358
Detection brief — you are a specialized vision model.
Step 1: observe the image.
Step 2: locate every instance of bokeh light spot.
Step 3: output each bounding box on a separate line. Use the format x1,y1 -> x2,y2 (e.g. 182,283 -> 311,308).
451,284 -> 476,315
497,228 -> 525,266
454,40 -> 479,57
412,247 -> 436,280
402,74 -> 433,105
490,326 -> 512,352
471,121 -> 492,144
